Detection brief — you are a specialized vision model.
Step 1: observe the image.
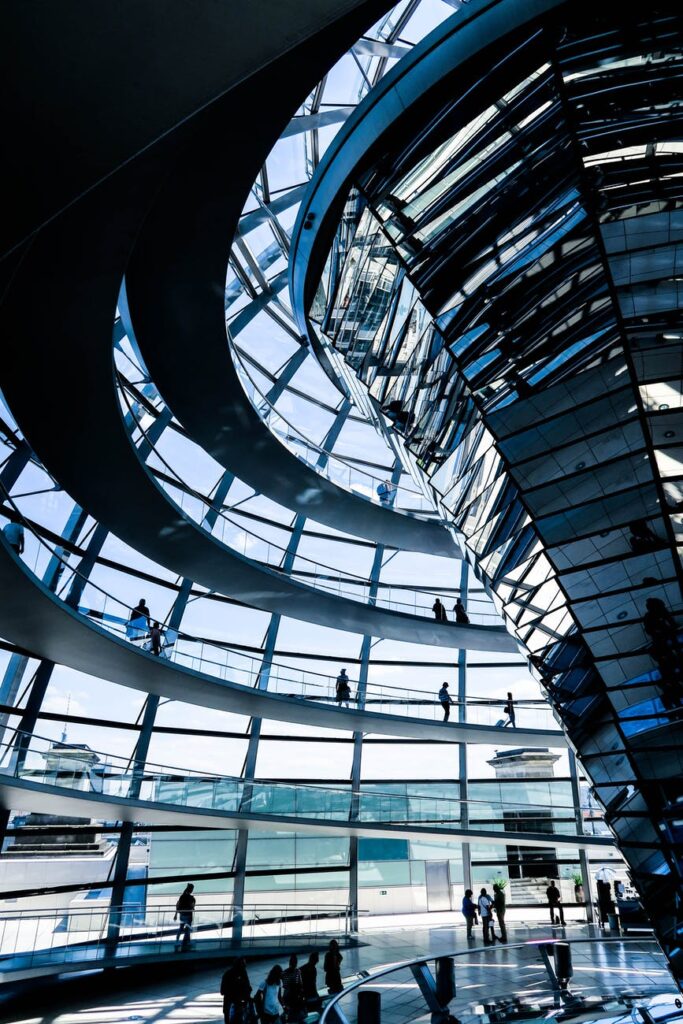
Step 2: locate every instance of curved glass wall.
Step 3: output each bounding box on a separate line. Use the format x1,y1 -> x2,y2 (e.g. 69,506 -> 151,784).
0,0 -> 631,973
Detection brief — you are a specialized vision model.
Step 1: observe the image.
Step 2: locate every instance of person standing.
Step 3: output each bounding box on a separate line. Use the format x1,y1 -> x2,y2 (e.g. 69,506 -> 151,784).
478,888 -> 496,945
127,598 -> 151,641
453,598 -> 469,624
439,682 -> 454,722
324,938 -> 343,995
493,885 -> 507,943
301,952 -> 322,1013
432,598 -> 448,622
221,957 -> 252,1024
503,692 -> 516,728
255,965 -> 284,1023
546,880 -> 565,926
150,621 -> 163,657
461,889 -> 478,939
281,953 -> 305,1022
2,521 -> 24,555
336,669 -> 352,708
174,882 -> 196,950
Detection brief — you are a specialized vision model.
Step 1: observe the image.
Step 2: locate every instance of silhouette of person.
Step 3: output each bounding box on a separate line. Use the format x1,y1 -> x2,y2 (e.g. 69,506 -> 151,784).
432,598 -> 447,622
336,669 -> 352,708
454,598 -> 469,624
174,882 -> 196,950
546,880 -> 565,925
503,692 -> 516,727
127,599 -> 151,641
439,682 -> 454,721
221,957 -> 252,1024
324,939 -> 343,994
301,952 -> 322,1012
150,621 -> 163,657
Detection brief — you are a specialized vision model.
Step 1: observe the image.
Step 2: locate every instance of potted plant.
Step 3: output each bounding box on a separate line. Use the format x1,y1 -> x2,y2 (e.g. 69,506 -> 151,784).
492,879 -> 507,909
572,872 -> 584,903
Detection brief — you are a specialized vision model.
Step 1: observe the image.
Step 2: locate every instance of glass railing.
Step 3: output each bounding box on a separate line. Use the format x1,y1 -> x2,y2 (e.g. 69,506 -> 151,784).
1,499 -> 557,732
230,343 -> 438,517
322,938 -> 671,1024
0,901 -> 353,967
117,376 -> 494,624
1,731 -> 590,836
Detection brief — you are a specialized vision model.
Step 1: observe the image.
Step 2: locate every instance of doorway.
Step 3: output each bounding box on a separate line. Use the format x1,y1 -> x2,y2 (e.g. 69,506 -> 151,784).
425,860 -> 452,912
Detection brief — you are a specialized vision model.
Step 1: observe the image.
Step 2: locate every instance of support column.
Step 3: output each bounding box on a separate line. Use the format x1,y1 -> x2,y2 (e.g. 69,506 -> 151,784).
457,562 -> 472,895
569,749 -> 594,923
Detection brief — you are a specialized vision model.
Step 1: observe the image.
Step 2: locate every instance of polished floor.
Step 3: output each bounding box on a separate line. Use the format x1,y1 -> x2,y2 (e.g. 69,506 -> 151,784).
0,915 -> 670,1024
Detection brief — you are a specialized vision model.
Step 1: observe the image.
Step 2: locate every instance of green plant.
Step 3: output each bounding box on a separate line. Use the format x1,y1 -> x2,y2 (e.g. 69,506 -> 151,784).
492,879 -> 507,891
572,873 -> 583,887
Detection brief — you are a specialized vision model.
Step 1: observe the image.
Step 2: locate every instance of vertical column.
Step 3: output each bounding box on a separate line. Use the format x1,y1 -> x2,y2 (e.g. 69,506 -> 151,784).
568,749 -> 594,923
458,562 -> 472,895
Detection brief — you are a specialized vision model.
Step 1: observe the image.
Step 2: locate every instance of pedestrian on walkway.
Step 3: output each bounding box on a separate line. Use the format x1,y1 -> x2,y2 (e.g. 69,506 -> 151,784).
2,521 -> 24,555
324,938 -> 343,994
336,669 -> 352,708
454,598 -> 470,624
438,682 -> 454,722
503,692 -> 516,728
150,621 -> 163,656
478,888 -> 497,945
461,889 -> 478,939
127,598 -> 151,641
546,880 -> 565,926
432,597 -> 448,622
221,957 -> 252,1024
301,952 -> 322,1013
174,882 -> 196,950
255,965 -> 283,1023
493,885 -> 507,942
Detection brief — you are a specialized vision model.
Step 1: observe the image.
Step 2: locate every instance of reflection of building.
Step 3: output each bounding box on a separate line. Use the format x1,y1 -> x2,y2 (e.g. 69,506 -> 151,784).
0,741 -> 114,911
488,748 -> 560,883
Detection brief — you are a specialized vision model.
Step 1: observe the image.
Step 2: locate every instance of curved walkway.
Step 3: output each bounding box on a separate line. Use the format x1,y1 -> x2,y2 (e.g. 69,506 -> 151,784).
0,537 -> 560,744
123,126 -> 456,555
0,775 -> 610,851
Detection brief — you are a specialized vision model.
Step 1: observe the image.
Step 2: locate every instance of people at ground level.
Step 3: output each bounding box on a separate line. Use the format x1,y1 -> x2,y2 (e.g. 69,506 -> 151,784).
439,682 -> 454,721
150,620 -> 163,656
453,597 -> 469,624
546,880 -> 565,926
281,953 -> 305,1022
461,889 -> 478,939
324,938 -> 343,994
336,668 -> 352,708
301,951 -> 323,1013
174,882 -> 196,950
432,597 -> 447,622
2,521 -> 24,555
127,598 -> 151,641
377,479 -> 394,507
493,886 -> 507,942
221,957 -> 252,1024
478,887 -> 497,945
255,965 -> 284,1023
502,692 -> 516,728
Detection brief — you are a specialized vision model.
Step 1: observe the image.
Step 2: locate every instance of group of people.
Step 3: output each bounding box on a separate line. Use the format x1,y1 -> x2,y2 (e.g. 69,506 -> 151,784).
461,887 -> 507,945
461,880 -> 565,944
432,597 -> 469,624
220,941 -> 344,1023
127,598 -> 167,656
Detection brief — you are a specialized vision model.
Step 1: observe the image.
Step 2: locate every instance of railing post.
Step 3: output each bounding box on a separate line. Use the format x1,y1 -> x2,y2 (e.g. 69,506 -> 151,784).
358,990 -> 381,1024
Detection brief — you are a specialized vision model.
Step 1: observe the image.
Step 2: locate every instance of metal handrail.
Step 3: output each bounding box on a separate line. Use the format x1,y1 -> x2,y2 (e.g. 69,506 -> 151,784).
321,936 -> 667,1024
